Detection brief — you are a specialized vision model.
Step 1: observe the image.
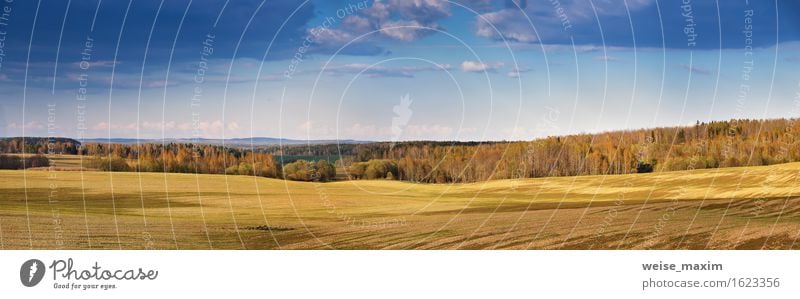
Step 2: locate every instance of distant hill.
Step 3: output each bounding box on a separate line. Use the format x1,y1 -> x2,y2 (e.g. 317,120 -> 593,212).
0,136 -> 368,154
0,137 -> 82,154
78,137 -> 369,146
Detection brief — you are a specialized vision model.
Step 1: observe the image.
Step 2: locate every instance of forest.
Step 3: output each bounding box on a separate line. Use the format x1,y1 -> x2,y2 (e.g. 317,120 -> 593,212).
0,137 -> 282,178
335,119 -> 800,183
1,118 -> 799,183
0,154 -> 50,169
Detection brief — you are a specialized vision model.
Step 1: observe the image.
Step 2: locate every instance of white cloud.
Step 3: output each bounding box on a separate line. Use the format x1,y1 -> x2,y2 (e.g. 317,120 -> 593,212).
185,120 -> 242,138
91,122 -> 139,134
581,0 -> 654,18
309,0 -> 453,52
476,9 -> 538,43
296,120 -> 335,137
678,63 -> 712,75
362,0 -> 390,21
8,121 -> 44,130
84,120 -> 243,139
346,123 -> 381,137
342,15 -> 373,33
325,63 -> 451,78
403,124 -> 454,139
593,55 -> 621,62
344,123 -> 456,140
388,0 -> 451,23
507,66 -> 532,78
380,20 -> 432,42
299,120 -> 314,131
461,60 -> 503,73
142,121 -> 176,130
452,0 -> 493,12
91,122 -> 110,131
72,60 -> 119,69
474,0 -> 655,44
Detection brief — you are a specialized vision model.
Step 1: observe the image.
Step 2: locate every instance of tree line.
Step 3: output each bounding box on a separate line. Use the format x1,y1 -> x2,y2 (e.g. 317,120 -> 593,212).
340,118 -> 800,183
0,137 -> 81,155
0,137 -> 338,181
79,143 -> 282,178
2,118 -> 799,183
0,154 -> 50,169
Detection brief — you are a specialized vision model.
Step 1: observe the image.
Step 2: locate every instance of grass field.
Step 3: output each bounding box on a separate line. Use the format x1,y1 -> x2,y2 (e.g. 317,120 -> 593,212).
1,156 -> 799,249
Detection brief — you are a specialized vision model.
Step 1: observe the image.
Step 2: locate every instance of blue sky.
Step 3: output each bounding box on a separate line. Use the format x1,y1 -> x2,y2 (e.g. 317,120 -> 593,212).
0,0 -> 799,141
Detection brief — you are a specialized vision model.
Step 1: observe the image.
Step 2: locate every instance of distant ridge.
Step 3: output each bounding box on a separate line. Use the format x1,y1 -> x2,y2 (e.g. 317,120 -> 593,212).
78,137 -> 369,146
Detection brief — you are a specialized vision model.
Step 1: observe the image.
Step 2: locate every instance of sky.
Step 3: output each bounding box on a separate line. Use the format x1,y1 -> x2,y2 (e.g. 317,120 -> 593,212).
0,0 -> 799,141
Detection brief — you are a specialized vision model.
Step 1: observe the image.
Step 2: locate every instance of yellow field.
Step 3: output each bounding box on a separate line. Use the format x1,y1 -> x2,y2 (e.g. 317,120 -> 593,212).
1,159 -> 799,249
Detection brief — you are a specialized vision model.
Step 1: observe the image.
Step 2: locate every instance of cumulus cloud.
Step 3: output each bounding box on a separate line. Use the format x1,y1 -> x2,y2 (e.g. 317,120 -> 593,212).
474,0 -> 656,45
461,60 -> 504,73
180,120 -> 243,138
476,9 -> 538,43
308,27 -> 385,56
380,20 -> 432,42
451,0 -> 494,12
471,1 -> 792,50
388,0 -> 451,24
310,0 -> 453,53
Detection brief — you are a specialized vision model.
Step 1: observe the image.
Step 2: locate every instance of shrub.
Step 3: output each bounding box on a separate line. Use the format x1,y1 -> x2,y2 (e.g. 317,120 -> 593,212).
98,157 -> 130,172
0,155 -> 23,169
722,157 -> 740,168
662,158 -> 689,172
0,155 -> 51,169
238,162 -> 253,176
225,165 -> 239,175
348,162 -> 368,179
253,162 -> 280,178
348,159 -> 398,180
636,161 -> 654,173
86,156 -> 129,172
25,155 -> 50,168
283,160 -> 314,181
315,160 -> 336,181
283,159 -> 336,182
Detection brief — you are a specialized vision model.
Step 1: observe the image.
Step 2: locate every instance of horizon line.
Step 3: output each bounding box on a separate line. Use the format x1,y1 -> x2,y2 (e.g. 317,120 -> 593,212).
3,116 -> 797,144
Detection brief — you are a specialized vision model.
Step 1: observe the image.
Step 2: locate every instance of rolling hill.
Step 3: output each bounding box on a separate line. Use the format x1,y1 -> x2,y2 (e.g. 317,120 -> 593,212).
0,159 -> 797,249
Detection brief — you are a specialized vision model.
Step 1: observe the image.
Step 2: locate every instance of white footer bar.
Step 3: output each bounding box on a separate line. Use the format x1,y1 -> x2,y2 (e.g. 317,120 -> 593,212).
0,250 -> 796,298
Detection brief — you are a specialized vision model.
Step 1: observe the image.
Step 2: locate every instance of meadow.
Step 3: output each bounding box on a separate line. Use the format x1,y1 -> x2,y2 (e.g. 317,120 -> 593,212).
1,156 -> 799,249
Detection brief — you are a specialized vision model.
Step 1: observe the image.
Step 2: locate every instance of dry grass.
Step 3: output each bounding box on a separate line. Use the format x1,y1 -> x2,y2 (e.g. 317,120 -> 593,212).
1,159 -> 799,249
